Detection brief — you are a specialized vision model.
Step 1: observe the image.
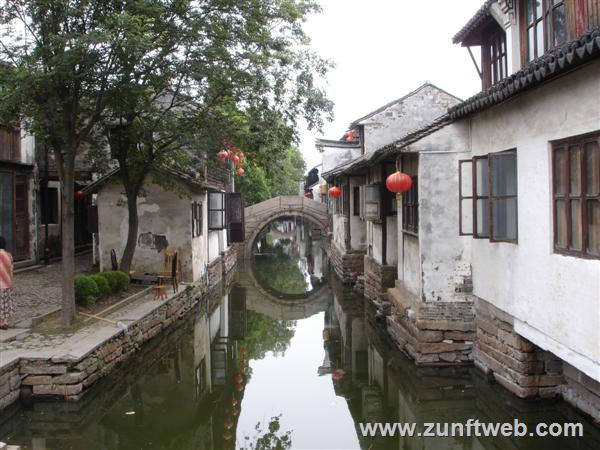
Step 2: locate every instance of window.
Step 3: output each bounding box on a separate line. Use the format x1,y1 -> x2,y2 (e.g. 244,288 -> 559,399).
473,150 -> 518,242
353,186 -> 360,216
363,184 -> 381,222
459,160 -> 474,235
524,0 -> 566,62
401,176 -> 418,234
552,133 -> 600,258
191,201 -> 202,237
486,28 -> 507,87
208,192 -> 225,230
342,183 -> 350,216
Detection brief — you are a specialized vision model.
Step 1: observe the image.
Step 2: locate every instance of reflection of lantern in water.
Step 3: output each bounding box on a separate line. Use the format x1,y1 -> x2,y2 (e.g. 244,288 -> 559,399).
234,374 -> 244,384
231,398 -> 238,407
235,383 -> 244,392
232,407 -> 240,416
224,417 -> 234,429
332,369 -> 345,381
223,431 -> 233,440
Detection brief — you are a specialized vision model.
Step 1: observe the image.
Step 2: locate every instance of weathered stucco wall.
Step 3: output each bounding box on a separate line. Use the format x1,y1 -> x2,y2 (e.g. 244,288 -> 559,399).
97,181 -> 202,282
360,84 -> 460,155
322,146 -> 361,173
349,176 -> 366,251
469,60 -> 600,381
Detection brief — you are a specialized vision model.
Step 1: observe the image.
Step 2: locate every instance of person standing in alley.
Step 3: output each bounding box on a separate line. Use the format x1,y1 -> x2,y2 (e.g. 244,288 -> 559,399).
0,237 -> 14,329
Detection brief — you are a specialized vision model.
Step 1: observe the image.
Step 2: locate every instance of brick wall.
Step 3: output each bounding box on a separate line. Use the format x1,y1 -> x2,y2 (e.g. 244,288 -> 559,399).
474,298 -> 564,398
387,284 -> 475,366
363,255 -> 396,303
329,241 -> 364,285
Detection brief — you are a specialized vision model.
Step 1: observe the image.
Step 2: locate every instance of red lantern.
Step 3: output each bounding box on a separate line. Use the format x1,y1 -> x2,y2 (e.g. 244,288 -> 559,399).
385,171 -> 412,194
332,368 -> 345,381
235,159 -> 244,167
234,374 -> 244,384
224,418 -> 234,429
75,191 -> 84,201
346,130 -> 354,142
236,168 -> 245,175
232,407 -> 239,416
304,191 -> 313,199
223,431 -> 233,441
235,383 -> 244,392
231,398 -> 239,407
237,151 -> 245,159
217,150 -> 228,160
231,155 -> 240,163
239,347 -> 248,354
328,186 -> 341,198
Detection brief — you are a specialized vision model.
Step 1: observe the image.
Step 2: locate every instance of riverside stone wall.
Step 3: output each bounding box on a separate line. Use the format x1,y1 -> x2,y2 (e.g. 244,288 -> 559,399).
363,256 -> 396,304
0,250 -> 237,414
329,242 -> 364,285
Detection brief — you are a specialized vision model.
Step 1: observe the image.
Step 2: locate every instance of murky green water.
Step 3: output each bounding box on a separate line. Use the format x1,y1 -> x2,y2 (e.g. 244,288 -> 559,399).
1,218 -> 599,449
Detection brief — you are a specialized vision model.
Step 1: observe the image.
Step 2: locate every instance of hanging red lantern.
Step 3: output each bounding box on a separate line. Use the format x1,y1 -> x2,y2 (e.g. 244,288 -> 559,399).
237,151 -> 245,159
236,168 -> 245,175
217,150 -> 228,160
223,431 -> 233,441
328,186 -> 341,198
332,368 -> 346,381
224,418 -> 234,429
231,154 -> 240,163
75,191 -> 84,201
346,130 -> 354,142
235,159 -> 245,167
232,407 -> 239,416
231,398 -> 239,407
386,171 -> 412,194
235,383 -> 244,392
386,171 -> 413,210
234,374 -> 244,384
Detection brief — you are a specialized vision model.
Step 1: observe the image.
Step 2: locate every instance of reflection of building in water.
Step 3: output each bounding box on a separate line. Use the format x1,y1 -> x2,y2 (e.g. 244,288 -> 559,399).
325,281 -> 600,450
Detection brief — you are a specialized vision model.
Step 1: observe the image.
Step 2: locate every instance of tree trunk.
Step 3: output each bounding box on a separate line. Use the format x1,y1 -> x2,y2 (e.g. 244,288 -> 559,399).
59,160 -> 76,325
119,188 -> 139,273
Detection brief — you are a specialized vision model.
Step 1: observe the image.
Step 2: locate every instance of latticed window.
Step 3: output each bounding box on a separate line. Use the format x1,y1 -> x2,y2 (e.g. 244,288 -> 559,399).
208,192 -> 225,230
525,0 -> 566,62
191,201 -> 203,237
401,177 -> 418,234
552,132 -> 600,258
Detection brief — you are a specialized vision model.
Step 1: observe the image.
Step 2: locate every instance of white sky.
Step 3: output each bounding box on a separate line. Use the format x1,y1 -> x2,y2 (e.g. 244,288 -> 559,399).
299,0 -> 485,172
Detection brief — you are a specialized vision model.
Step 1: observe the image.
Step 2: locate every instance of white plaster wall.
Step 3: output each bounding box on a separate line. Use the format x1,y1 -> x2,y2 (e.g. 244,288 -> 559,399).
470,60 -> 600,380
361,84 -> 460,155
208,230 -> 220,262
332,214 -> 347,251
97,181 -> 199,281
386,215 -> 398,265
398,123 -> 473,303
190,192 -> 208,282
322,146 -> 361,173
350,176 -> 366,251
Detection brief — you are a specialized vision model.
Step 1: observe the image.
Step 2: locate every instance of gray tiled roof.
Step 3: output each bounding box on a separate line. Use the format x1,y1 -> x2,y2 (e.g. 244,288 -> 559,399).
449,27 -> 600,119
453,0 -> 495,44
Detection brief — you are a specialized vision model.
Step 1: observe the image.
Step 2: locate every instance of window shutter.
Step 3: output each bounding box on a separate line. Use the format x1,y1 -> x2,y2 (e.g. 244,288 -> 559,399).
459,160 -> 474,235
226,192 -> 245,243
359,186 -> 365,220
364,184 -> 381,222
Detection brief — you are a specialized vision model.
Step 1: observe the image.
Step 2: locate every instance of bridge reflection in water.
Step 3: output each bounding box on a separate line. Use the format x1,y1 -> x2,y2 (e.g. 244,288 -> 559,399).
1,220 -> 600,449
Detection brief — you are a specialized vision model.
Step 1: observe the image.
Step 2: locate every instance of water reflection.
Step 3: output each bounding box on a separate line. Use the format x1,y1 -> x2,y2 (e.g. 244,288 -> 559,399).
253,217 -> 326,298
1,237 -> 600,449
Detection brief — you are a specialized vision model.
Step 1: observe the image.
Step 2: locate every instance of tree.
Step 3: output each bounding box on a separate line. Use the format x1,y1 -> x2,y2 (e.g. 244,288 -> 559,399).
1,0 -> 333,320
0,0 -> 139,324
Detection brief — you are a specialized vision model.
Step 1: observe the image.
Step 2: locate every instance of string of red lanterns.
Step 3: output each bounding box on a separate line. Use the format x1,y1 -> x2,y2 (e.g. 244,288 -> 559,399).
216,146 -> 247,176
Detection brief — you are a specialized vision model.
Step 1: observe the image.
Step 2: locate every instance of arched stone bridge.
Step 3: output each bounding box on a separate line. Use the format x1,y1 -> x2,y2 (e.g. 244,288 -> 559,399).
243,196 -> 329,259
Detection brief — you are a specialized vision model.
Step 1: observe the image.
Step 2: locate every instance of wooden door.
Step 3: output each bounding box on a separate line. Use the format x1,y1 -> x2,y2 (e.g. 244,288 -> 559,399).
13,174 -> 29,260
0,172 -> 14,253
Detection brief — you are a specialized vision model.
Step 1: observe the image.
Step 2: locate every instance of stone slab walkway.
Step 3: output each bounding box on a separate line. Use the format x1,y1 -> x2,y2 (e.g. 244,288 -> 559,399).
11,253 -> 94,327
0,288 -> 167,370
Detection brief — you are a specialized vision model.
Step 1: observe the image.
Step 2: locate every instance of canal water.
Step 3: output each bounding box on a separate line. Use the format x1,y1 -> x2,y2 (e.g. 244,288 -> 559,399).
1,218 -> 599,449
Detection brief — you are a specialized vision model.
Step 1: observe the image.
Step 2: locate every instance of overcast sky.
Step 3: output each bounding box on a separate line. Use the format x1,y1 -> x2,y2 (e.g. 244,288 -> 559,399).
299,0 -> 484,172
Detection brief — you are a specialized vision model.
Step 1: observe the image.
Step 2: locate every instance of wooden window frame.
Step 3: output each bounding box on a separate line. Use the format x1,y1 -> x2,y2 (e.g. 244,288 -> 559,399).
552,131 -> 600,259
473,150 -> 518,243
401,176 -> 419,234
482,23 -> 508,89
459,160 -> 474,236
208,192 -> 226,230
191,201 -> 203,238
522,0 -> 567,63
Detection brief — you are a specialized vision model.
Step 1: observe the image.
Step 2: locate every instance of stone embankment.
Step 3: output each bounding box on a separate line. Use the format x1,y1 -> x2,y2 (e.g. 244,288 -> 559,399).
0,247 -> 237,415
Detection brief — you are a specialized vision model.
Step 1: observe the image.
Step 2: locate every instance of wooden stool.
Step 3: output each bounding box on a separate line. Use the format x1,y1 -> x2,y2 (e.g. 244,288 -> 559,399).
154,277 -> 168,300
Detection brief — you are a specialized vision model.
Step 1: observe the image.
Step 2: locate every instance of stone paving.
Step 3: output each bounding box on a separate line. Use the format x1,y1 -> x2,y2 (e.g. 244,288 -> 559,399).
11,253 -> 94,327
